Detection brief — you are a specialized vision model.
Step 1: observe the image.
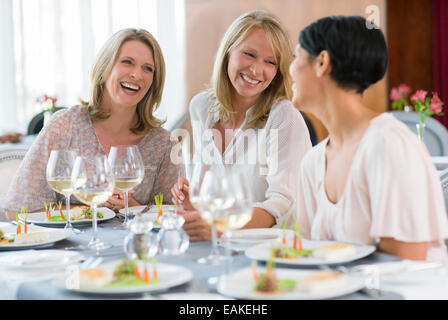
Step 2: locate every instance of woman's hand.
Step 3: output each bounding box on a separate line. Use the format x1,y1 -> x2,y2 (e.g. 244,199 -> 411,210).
103,189 -> 139,212
171,177 -> 194,210
177,208 -> 218,242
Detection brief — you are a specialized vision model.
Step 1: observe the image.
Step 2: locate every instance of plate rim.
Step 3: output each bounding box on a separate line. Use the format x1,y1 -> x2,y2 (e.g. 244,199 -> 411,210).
245,239 -> 376,266
216,266 -> 366,300
18,207 -> 116,226
0,226 -> 74,250
54,261 -> 194,295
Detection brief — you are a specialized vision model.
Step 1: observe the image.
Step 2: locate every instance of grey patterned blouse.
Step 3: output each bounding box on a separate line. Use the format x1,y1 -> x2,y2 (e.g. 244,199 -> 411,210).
3,105 -> 179,211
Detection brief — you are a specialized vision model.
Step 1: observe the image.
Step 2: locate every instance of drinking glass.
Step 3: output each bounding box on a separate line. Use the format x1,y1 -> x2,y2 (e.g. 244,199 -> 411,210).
108,145 -> 145,228
218,169 -> 253,275
71,154 -> 115,251
196,165 -> 235,265
46,149 -> 80,234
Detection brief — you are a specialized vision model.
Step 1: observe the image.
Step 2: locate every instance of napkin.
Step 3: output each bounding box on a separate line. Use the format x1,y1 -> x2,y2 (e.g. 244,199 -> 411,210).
0,250 -> 83,299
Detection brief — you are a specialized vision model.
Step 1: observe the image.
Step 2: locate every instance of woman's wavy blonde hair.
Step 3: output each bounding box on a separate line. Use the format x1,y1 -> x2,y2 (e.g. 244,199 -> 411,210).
210,10 -> 293,129
80,28 -> 166,134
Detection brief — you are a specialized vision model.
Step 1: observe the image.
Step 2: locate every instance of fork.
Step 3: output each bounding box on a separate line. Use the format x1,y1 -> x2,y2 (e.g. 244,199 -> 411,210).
80,256 -> 103,269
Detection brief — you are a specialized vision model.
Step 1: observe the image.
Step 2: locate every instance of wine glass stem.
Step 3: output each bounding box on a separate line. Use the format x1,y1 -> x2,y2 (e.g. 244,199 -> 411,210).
224,231 -> 231,275
91,204 -> 98,243
123,190 -> 129,224
65,194 -> 72,228
210,218 -> 220,256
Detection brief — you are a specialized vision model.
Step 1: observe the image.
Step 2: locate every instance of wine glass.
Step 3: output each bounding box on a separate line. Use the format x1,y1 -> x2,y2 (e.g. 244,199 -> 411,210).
71,154 -> 115,251
217,169 -> 253,275
108,145 -> 145,228
46,149 -> 80,234
196,165 -> 235,266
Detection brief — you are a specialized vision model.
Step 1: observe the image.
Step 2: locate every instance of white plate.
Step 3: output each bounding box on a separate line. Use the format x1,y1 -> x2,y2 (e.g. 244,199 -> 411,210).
157,293 -> 234,300
0,223 -> 74,250
217,267 -> 365,300
118,205 -> 175,216
366,261 -> 448,284
245,239 -> 376,266
19,207 -> 116,227
54,260 -> 193,295
118,205 -> 175,229
219,228 -> 293,251
0,249 -> 83,269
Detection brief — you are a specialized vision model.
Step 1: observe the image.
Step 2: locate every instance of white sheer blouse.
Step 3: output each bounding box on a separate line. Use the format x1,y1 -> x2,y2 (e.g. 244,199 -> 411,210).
189,91 -> 312,227
297,113 -> 448,261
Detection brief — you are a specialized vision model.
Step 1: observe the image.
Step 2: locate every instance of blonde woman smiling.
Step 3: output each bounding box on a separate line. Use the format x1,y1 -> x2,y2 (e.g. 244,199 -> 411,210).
4,28 -> 178,218
171,10 -> 312,241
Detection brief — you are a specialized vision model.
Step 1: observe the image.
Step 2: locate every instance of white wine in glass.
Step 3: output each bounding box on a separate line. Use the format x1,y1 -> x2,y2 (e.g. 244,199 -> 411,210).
71,154 -> 115,251
108,145 -> 145,228
46,149 -> 79,233
197,165 -> 235,266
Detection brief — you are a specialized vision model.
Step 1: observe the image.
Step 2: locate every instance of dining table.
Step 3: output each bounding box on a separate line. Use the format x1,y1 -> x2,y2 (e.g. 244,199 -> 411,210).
1,214 -> 448,303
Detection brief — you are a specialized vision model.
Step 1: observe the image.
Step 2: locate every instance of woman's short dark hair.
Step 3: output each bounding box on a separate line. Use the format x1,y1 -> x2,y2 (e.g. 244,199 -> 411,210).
298,15 -> 388,94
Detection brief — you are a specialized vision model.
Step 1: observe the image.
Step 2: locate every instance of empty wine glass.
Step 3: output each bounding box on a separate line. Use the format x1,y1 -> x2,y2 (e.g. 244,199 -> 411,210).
71,154 -> 115,251
196,165 -> 235,265
46,149 -> 80,234
108,145 -> 145,228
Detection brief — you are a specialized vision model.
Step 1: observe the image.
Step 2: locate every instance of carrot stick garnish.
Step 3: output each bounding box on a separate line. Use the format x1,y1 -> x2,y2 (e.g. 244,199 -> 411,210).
281,220 -> 286,245
23,207 -> 28,233
252,260 -> 258,281
134,264 -> 141,278
155,194 -> 163,223
152,256 -> 158,280
57,201 -> 65,219
44,201 -> 50,220
143,265 -> 150,283
15,212 -> 21,235
294,222 -> 303,251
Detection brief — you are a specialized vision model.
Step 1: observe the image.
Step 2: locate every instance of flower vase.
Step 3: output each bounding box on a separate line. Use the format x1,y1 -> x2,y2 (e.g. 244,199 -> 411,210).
43,111 -> 52,127
416,121 -> 426,142
404,105 -> 412,112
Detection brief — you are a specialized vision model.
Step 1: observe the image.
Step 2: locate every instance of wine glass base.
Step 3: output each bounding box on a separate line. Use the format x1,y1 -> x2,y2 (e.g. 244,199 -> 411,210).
67,240 -> 113,252
197,254 -> 230,265
64,224 -> 82,234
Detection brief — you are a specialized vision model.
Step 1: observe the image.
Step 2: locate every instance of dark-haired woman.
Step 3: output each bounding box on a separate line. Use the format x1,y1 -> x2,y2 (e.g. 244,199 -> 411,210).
290,16 -> 448,261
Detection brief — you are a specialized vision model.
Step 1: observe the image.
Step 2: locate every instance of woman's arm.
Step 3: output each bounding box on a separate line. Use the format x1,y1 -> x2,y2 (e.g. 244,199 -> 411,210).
378,237 -> 428,260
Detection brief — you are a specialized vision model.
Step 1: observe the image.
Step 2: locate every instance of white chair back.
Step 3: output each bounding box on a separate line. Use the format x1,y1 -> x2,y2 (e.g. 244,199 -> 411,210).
390,111 -> 448,156
0,146 -> 28,196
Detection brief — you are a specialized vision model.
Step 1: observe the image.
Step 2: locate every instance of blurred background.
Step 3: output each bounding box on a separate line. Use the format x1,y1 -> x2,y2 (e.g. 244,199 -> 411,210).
0,0 -> 446,143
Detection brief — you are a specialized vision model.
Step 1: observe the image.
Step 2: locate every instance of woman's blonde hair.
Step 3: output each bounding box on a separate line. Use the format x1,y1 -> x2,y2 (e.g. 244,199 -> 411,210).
81,28 -> 166,134
210,10 -> 293,129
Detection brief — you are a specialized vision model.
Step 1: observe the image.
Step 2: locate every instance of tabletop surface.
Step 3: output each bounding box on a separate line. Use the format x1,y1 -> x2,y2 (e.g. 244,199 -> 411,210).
5,216 -> 410,301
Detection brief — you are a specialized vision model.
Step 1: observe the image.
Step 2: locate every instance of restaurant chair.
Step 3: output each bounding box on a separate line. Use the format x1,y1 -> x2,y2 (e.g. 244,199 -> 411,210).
26,107 -> 65,135
0,146 -> 28,197
390,111 -> 448,156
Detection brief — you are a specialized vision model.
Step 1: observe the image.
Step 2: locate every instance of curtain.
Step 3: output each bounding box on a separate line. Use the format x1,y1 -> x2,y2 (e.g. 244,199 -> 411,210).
0,0 -> 186,133
433,0 -> 448,128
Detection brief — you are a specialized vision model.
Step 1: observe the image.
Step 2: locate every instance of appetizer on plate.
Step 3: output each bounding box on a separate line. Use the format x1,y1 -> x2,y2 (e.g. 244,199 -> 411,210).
0,210 -> 51,245
79,258 -> 160,289
44,202 -> 104,222
297,270 -> 346,293
251,259 -> 345,295
312,243 -> 357,261
252,260 -> 296,294
272,221 -> 356,261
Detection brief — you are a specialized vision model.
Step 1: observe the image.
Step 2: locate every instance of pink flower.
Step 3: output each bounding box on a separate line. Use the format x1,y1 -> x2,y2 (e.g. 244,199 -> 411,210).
390,88 -> 402,101
430,92 -> 444,113
398,84 -> 411,95
411,90 -> 428,103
